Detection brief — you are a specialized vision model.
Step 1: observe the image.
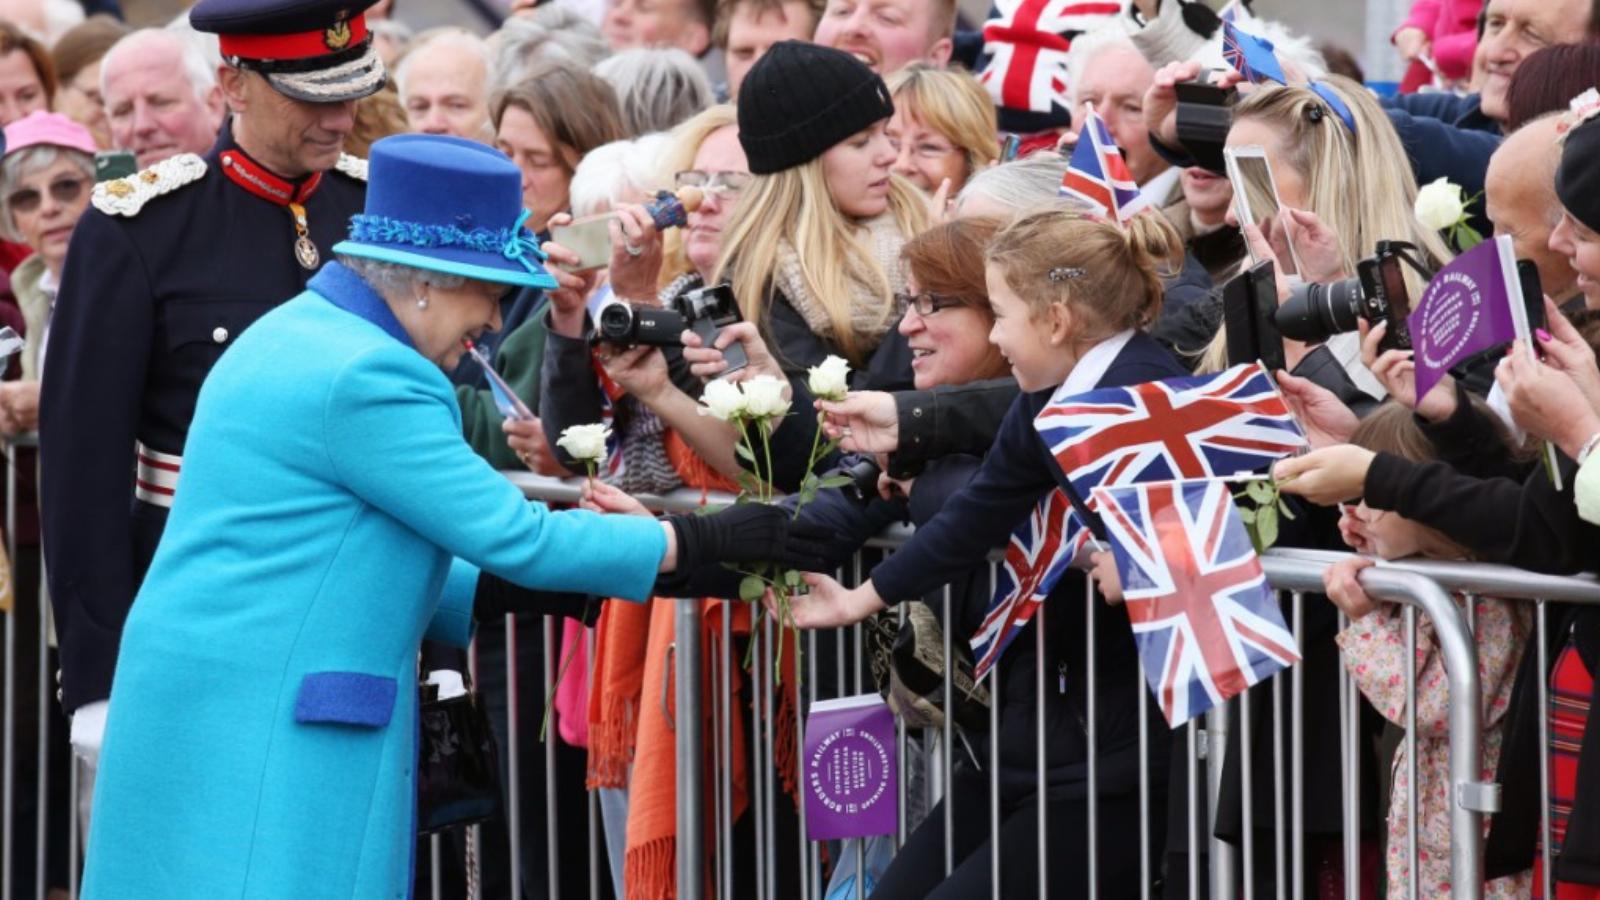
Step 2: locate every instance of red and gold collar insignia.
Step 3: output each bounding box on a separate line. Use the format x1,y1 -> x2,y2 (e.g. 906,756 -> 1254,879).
220,150 -> 322,206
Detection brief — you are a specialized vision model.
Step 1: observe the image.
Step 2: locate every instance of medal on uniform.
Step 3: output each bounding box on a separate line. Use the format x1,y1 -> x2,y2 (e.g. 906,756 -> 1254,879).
289,202 -> 320,270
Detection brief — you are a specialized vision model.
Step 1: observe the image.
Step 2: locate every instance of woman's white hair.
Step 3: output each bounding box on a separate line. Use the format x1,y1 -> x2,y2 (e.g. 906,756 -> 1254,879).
488,7 -> 610,94
336,254 -> 468,298
0,145 -> 94,243
955,153 -> 1071,217
593,48 -> 713,138
567,132 -> 672,219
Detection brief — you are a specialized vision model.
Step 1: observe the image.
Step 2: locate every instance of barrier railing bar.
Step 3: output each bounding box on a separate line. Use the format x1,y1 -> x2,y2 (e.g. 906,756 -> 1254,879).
4,437 -> 16,900
792,628 -> 808,900
469,636 -> 483,900
1291,590 -> 1305,900
990,662 -> 1001,900
751,615 -> 766,900
1086,579 -> 1099,900
720,610 -> 734,900
806,627 -> 821,899
1537,600 -> 1553,900
543,616 -> 561,899
1137,666 -> 1150,900
941,584 -> 954,878
1032,601 -> 1047,897
429,833 -> 442,899
763,615 -> 777,900
505,614 -> 522,900
1241,683 -> 1255,900
675,597 -> 704,900
1207,704 -> 1235,900
1185,719 -> 1198,899
1405,605 -> 1419,900
1343,611 -> 1360,900
895,600 -> 908,853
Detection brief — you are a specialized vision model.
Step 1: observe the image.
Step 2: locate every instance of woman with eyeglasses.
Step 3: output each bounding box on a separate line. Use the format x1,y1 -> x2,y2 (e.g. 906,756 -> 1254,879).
0,112 -> 96,438
885,63 -> 1000,199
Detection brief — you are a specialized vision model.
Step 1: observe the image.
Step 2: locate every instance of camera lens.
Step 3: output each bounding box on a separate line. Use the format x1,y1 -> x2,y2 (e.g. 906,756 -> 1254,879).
1274,277 -> 1366,343
595,302 -> 636,344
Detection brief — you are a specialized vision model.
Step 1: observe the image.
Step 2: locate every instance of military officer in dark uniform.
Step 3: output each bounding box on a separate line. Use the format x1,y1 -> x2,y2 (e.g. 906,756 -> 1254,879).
38,0 -> 379,788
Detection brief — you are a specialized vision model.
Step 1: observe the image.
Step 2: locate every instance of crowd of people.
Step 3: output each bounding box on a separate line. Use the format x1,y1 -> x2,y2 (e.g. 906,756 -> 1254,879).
0,0 -> 1598,895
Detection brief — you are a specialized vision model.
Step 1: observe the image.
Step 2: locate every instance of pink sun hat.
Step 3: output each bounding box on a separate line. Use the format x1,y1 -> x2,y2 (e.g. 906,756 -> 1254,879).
2,111 -> 97,159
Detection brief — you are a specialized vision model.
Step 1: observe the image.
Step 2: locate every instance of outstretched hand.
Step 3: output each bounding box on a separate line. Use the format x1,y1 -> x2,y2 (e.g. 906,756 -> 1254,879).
1273,444 -> 1377,506
580,480 -> 651,517
817,390 -> 899,452
780,572 -> 887,629
1274,369 -> 1358,448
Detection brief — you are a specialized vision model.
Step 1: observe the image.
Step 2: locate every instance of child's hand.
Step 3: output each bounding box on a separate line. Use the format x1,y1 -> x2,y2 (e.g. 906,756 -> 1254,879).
1089,550 -> 1124,605
580,480 -> 652,517
1322,556 -> 1380,621
1336,505 -> 1373,554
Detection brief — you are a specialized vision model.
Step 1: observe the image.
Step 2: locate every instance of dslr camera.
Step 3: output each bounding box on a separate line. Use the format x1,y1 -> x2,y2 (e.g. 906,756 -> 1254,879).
593,283 -> 749,371
1274,241 -> 1428,353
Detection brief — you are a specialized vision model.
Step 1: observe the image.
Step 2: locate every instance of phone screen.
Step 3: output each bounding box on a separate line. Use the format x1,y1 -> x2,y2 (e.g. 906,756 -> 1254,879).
1226,149 -> 1301,277
548,214 -> 614,272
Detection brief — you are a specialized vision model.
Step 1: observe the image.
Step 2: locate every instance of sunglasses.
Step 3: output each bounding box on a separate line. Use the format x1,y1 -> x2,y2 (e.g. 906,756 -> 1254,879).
674,169 -> 752,197
9,176 -> 89,214
894,291 -> 965,317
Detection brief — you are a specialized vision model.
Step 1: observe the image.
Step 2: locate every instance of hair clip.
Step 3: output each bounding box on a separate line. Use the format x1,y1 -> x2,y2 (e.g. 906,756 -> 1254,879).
1049,266 -> 1087,283
1558,87 -> 1600,140
1304,104 -> 1325,123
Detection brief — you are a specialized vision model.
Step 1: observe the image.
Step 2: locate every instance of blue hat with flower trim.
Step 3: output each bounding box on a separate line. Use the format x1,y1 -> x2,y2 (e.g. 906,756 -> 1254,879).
332,134 -> 556,290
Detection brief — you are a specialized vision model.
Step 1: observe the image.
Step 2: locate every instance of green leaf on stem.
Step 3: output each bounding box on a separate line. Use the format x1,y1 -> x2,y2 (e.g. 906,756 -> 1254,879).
739,574 -> 767,602
735,441 -> 755,464
818,475 -> 855,489
783,568 -> 803,588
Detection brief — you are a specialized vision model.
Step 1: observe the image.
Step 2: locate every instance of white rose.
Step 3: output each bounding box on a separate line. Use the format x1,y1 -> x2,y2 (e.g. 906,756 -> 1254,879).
1414,177 -> 1466,231
740,375 -> 792,420
556,423 -> 610,463
698,378 -> 747,421
806,355 -> 851,401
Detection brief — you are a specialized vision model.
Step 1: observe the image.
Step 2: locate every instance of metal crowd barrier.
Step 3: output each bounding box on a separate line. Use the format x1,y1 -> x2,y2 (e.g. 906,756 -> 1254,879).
6,460 -> 1600,899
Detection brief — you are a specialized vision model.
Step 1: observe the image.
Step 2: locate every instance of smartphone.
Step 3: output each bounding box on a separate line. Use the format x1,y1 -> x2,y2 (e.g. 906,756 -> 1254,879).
1518,259 -> 1546,359
94,150 -> 137,183
998,132 -> 1022,163
1223,260 -> 1286,372
1374,254 -> 1413,353
1224,145 -> 1302,278
549,213 -> 614,272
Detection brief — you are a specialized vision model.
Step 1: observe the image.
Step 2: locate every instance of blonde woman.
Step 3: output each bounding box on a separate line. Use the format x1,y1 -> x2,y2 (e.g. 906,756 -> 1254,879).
885,63 -> 1001,196
686,40 -> 930,490
1156,76 -> 1452,391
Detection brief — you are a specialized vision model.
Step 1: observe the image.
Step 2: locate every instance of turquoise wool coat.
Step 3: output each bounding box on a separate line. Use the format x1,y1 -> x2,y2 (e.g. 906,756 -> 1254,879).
81,263 -> 666,899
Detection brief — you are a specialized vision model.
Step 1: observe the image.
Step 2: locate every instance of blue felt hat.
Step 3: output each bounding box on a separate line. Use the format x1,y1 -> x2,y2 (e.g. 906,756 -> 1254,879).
332,134 -> 556,290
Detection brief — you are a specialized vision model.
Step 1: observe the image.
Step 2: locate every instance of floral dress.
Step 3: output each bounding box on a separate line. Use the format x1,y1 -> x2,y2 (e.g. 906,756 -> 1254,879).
1337,594 -> 1533,898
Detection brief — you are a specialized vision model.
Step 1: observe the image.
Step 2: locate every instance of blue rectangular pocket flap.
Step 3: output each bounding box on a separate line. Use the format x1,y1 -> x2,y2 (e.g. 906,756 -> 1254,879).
294,672 -> 397,728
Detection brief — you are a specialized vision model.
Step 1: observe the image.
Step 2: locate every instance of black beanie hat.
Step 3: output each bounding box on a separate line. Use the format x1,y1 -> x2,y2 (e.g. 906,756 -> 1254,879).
737,41 -> 895,175
1558,116 -> 1600,234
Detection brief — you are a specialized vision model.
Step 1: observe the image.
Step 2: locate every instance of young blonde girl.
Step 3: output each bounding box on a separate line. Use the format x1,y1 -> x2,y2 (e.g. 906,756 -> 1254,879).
1326,401 -> 1532,899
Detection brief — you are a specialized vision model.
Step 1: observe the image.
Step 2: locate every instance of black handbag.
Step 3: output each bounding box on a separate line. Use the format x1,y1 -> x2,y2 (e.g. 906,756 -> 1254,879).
417,674 -> 502,834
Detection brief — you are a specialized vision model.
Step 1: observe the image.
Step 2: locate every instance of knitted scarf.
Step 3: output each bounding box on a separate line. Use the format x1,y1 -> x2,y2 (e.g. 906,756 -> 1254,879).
770,212 -> 908,360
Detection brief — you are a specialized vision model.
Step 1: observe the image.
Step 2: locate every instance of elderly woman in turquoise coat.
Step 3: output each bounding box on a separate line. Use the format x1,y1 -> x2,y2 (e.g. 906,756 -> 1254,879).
80,134 -> 807,898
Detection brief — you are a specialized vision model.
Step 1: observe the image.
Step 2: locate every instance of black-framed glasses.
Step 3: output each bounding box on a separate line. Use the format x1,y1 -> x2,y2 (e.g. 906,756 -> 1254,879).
674,169 -> 752,197
895,291 -> 965,317
8,176 -> 88,214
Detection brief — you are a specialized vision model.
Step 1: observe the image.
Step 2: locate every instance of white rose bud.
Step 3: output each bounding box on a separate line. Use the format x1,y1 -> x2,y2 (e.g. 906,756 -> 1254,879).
1413,177 -> 1466,232
698,378 -> 747,421
740,375 -> 792,420
556,423 -> 610,463
806,355 -> 851,402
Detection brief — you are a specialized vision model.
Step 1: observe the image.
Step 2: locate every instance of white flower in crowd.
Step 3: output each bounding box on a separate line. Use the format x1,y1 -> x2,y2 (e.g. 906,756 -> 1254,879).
698,378 -> 747,421
1414,177 -> 1467,231
740,375 -> 792,419
806,355 -> 851,402
556,423 -> 610,463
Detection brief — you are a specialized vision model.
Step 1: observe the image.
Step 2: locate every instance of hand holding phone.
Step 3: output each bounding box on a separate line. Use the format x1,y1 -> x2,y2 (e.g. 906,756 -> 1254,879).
549,214 -> 614,273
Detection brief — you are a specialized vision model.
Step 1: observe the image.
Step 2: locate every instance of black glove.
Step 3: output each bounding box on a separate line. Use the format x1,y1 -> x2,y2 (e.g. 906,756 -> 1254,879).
473,572 -> 601,623
666,503 -> 832,573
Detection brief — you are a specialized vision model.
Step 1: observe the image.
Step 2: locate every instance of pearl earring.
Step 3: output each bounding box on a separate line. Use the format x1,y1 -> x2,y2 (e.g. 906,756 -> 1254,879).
416,294 -> 429,310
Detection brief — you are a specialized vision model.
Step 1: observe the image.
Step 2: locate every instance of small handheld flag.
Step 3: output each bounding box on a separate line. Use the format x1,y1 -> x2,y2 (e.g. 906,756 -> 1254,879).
1059,103 -> 1146,222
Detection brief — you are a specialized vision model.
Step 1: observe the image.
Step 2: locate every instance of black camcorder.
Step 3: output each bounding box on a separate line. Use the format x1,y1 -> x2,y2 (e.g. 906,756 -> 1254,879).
593,283 -> 749,373
1274,241 -> 1430,353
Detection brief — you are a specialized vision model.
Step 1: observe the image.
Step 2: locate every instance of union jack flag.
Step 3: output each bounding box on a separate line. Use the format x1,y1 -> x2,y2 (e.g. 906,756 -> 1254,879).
971,489 -> 1086,679
1091,479 -> 1299,725
1222,20 -> 1286,86
1217,0 -> 1251,23
977,0 -> 1119,115
1059,104 -> 1146,222
1035,362 -> 1307,495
